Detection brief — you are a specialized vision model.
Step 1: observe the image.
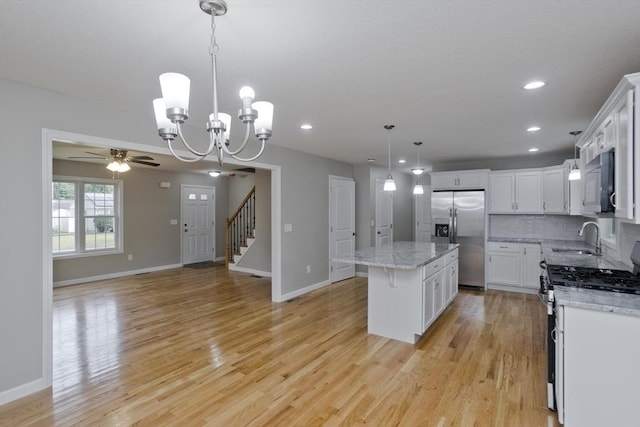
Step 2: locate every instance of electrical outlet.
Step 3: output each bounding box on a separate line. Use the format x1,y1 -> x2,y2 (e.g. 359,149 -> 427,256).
128,254 -> 133,261
306,265 -> 311,274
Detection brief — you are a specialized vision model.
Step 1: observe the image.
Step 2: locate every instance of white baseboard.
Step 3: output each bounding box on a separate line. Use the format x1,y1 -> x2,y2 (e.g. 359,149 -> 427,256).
278,279 -> 331,302
0,377 -> 48,406
53,263 -> 183,288
215,256 -> 226,262
227,265 -> 272,278
487,283 -> 538,295
356,271 -> 368,278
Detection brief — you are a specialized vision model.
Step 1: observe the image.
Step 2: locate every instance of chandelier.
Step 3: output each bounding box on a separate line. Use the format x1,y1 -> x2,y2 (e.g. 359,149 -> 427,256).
153,0 -> 274,165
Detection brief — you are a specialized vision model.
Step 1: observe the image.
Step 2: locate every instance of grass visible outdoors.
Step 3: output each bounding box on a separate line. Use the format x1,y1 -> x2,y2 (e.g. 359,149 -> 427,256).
53,232 -> 115,253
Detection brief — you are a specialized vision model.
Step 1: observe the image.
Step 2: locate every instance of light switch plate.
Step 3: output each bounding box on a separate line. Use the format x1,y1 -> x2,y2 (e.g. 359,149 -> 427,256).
170,219 -> 178,225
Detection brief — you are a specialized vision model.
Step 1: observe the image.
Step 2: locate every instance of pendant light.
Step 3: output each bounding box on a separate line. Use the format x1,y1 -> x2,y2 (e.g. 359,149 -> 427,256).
412,141 -> 424,195
383,125 -> 396,191
568,130 -> 582,181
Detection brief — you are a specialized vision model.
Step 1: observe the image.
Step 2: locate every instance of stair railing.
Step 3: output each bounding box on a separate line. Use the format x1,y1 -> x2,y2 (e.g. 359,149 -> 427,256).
225,186 -> 256,266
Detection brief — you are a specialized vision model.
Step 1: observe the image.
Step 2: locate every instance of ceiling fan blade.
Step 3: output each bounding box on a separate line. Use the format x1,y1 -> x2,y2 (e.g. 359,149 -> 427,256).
130,155 -> 154,161
85,151 -> 105,157
130,159 -> 160,167
69,155 -> 106,159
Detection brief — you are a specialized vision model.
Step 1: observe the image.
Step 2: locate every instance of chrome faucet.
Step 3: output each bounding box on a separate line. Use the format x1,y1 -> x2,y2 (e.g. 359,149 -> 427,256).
578,221 -> 601,254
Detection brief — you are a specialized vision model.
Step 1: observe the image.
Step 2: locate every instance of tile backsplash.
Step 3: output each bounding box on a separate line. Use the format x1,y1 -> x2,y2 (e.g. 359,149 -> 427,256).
489,214 -> 588,241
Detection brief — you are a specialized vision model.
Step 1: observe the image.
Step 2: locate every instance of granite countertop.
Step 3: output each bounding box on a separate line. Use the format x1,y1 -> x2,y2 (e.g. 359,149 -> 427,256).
332,241 -> 459,270
540,239 -> 631,270
554,287 -> 640,317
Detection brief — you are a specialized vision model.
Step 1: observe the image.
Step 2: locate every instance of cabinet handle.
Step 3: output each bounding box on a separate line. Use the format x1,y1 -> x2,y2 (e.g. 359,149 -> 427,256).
516,202 -> 519,210
489,255 -> 492,262
524,248 -> 527,255
499,246 -> 508,249
543,202 -> 546,210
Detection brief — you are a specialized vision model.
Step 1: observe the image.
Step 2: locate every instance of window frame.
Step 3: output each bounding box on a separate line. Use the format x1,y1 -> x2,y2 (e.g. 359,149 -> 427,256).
52,175 -> 124,259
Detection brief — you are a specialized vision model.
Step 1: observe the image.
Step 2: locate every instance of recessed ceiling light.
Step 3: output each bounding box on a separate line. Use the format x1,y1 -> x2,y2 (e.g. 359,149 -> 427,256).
398,159 -> 406,164
528,148 -> 539,152
527,126 -> 541,132
300,124 -> 312,130
523,81 -> 546,90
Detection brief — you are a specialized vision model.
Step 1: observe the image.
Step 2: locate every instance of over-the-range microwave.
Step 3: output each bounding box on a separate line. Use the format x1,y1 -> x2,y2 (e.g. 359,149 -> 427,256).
582,150 -> 615,214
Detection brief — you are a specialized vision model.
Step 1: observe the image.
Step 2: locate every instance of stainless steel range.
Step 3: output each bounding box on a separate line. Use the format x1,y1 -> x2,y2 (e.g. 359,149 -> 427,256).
539,242 -> 640,413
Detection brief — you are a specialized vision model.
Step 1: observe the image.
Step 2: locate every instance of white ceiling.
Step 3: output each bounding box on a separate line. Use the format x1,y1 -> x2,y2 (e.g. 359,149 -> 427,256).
2,1 -> 639,171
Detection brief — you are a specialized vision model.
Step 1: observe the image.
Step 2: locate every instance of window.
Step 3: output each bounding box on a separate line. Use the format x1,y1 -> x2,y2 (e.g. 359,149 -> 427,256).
598,217 -> 617,249
52,177 -> 123,257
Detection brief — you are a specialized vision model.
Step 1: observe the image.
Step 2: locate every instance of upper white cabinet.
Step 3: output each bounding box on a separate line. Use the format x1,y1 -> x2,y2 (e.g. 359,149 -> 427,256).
578,73 -> 640,222
543,167 -> 566,214
489,170 -> 542,214
430,170 -> 489,190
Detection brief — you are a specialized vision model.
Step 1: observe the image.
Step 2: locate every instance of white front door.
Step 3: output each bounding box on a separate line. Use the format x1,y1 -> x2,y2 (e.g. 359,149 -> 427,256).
414,185 -> 431,242
375,178 -> 393,247
330,176 -> 355,283
181,185 -> 215,264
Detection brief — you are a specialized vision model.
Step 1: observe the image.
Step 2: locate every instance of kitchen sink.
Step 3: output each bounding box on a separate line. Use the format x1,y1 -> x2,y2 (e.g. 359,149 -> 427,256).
551,248 -> 602,257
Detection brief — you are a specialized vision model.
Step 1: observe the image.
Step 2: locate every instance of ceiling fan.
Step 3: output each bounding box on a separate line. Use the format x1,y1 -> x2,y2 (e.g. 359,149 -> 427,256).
69,149 -> 160,170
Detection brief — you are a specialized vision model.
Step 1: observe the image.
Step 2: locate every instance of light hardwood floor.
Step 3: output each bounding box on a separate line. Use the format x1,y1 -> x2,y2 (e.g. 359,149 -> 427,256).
0,266 -> 560,426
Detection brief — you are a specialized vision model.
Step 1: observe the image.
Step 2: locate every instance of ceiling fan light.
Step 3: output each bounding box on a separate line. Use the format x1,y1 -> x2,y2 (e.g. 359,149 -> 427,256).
106,161 -> 120,172
118,162 -> 131,172
383,176 -> 396,192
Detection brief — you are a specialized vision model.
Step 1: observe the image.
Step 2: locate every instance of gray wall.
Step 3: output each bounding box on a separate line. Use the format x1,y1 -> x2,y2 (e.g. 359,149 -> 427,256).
0,78 -> 353,398
236,169 -> 271,273
228,173 -> 256,217
433,150 -> 573,172
52,159 -> 229,283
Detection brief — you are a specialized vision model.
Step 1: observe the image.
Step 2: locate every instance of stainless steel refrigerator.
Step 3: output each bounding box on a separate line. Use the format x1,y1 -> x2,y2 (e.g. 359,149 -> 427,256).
431,191 -> 485,288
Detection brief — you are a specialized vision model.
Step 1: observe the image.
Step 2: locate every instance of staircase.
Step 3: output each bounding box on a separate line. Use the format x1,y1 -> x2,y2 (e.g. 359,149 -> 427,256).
226,186 -> 256,268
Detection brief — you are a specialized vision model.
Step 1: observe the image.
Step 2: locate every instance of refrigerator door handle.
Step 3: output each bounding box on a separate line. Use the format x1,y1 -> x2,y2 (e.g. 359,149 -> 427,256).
448,208 -> 454,243
452,208 -> 458,242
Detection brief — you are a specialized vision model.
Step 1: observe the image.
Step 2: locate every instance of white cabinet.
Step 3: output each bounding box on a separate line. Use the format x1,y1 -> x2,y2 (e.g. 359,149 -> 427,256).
489,171 -> 542,214
487,243 -> 520,285
556,305 -> 640,426
430,170 -> 489,190
487,242 -> 541,293
422,249 -> 458,334
445,255 -> 458,304
543,167 -> 566,214
577,73 -> 640,223
520,243 -> 542,289
613,89 -> 634,220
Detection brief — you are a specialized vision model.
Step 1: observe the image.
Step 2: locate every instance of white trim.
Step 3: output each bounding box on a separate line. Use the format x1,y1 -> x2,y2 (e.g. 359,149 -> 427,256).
215,256 -> 226,262
227,265 -> 272,278
41,129 -> 54,395
487,283 -> 538,295
53,263 -> 183,288
356,271 -> 368,278
279,279 -> 331,301
0,378 -> 48,406
270,166 -> 283,302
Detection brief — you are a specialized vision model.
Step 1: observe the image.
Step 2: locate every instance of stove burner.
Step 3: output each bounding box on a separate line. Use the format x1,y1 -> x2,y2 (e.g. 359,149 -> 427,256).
547,265 -> 640,295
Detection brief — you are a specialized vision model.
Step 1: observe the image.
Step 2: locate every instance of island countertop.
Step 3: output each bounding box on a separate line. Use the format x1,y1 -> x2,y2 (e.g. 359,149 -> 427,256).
332,241 -> 459,270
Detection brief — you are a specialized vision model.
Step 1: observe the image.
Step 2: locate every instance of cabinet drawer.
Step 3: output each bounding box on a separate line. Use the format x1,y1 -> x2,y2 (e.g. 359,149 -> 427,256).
487,241 -> 519,252
445,249 -> 458,265
423,258 -> 445,279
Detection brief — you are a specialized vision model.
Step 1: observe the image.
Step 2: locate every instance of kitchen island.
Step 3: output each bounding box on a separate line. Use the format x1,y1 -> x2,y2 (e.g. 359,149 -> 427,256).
333,241 -> 459,343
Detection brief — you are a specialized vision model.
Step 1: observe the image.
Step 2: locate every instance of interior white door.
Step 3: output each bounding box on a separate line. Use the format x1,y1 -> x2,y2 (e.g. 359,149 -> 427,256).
375,178 -> 393,247
330,176 -> 355,282
414,185 -> 431,242
181,185 -> 215,265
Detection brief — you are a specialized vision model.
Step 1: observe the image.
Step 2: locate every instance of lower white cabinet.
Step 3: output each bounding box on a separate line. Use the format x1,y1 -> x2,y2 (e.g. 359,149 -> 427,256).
487,242 -> 541,293
556,305 -> 640,426
422,249 -> 459,332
